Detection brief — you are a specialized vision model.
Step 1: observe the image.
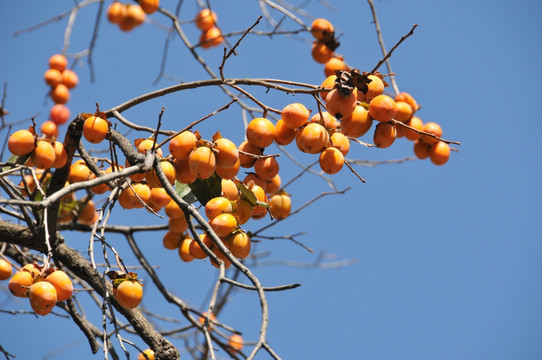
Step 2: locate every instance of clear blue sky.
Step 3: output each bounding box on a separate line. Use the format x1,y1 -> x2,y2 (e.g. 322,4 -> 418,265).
1,1 -> 541,359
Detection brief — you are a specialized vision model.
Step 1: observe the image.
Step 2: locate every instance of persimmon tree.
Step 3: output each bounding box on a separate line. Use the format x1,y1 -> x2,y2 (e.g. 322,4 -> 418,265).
0,1 -> 459,359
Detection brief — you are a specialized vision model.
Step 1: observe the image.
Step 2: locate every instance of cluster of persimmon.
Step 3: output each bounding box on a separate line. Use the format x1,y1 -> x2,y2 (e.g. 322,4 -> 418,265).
106,0 -> 160,32
8,125 -> 68,170
6,262 -> 73,316
195,8 -> 223,49
109,272 -> 144,309
309,17 -> 451,165
44,54 -> 78,106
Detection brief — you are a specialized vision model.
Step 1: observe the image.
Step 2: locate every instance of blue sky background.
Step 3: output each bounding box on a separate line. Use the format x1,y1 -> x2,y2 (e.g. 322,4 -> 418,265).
1,1 -> 542,359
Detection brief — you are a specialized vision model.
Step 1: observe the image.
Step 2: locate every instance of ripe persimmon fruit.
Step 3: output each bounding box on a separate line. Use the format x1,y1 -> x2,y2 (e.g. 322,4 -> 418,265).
420,122 -> 442,145
311,18 -> 334,40
50,84 -> 70,104
205,196 -> 233,220
8,271 -> 33,297
429,141 -> 451,165
50,104 -> 70,125
269,193 -> 291,219
188,146 -> 216,179
168,215 -> 188,234
44,69 -> 62,87
8,129 -> 35,156
107,1 -> 126,24
213,137 -> 239,168
402,116 -> 423,141
173,158 -> 197,184
48,54 -> 68,72
139,0 -> 159,14
368,95 -> 398,123
246,117 -> 276,149
30,140 -> 56,169
373,122 -> 397,148
311,42 -> 334,64
359,75 -> 384,102
413,139 -> 430,159
45,269 -> 73,302
238,140 -> 262,168
195,9 -> 217,31
61,69 -> 79,89
40,120 -> 58,139
178,237 -> 195,262
163,231 -> 182,250
394,101 -> 414,122
226,231 -> 251,259
281,103 -> 310,130
83,115 -> 109,144
320,75 -> 336,100
115,279 -> 143,309
190,233 -> 214,259
200,27 -> 223,48
209,213 -> 238,238
297,122 -> 330,154
215,158 -> 240,179
319,147 -> 344,174
324,57 -> 348,78
275,119 -> 298,146
254,156 -> 279,181
0,259 -> 13,280
29,281 -> 57,316
325,88 -> 357,119
228,334 -> 244,353
330,131 -> 350,156
169,131 -> 197,160
311,111 -> 339,130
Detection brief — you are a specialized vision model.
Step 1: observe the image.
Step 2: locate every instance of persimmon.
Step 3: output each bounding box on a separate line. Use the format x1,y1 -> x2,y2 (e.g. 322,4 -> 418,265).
178,237 -> 195,262
190,233 -> 214,259
339,105 -> 372,138
90,167 -> 113,194
325,88 -> 357,119
163,231 -> 182,250
205,196 -> 233,220
228,334 -> 244,353
330,131 -> 350,156
29,281 -> 57,316
137,138 -> 163,157
0,259 -> 13,280
61,69 -> 78,89
215,159 -> 240,179
165,199 -> 185,219
221,179 -> 239,200
269,193 -> 291,220
413,139 -> 430,159
173,158 -> 197,184
115,279 -> 143,309
45,269 -> 73,302
243,173 -> 267,191
369,95 -> 398,123
8,129 -> 35,156
209,213 -> 238,238
250,184 -> 268,219
395,92 -> 419,112
169,131 -> 197,160
188,146 -> 216,179
311,18 -> 334,40
30,140 -> 56,169
254,156 -> 279,181
281,103 -> 310,130
107,1 -> 126,23
297,122 -> 330,154
139,0 -> 159,14
429,141 -> 451,165
311,42 -> 334,64
213,137 -> 239,168
8,271 -> 33,297
195,9 -> 217,31
169,215 -> 188,234
265,174 -> 281,195
310,111 -> 339,130
209,245 -> 232,269
137,349 -> 155,360
373,122 -> 397,148
319,147 -> 344,174
394,101 -> 413,122
40,120 -> 58,139
68,162 -> 92,183
232,198 -> 253,225
83,115 -> 109,144
48,54 -> 68,72
246,117 -> 276,148
275,119 -> 298,145
118,186 -> 140,210
198,312 -> 217,330
324,57 -> 348,78
23,263 -> 42,277
50,83 -> 70,104
420,122 -> 443,145
149,187 -> 171,208
50,104 -> 70,125
133,183 -> 152,208
238,140 -> 262,168
320,75 -> 337,100
200,27 -> 223,48
402,116 -> 423,141
359,75 -> 384,102
146,160 -> 176,188
44,69 -> 62,87
77,200 -> 97,225
226,231 -> 251,259
124,4 -> 145,28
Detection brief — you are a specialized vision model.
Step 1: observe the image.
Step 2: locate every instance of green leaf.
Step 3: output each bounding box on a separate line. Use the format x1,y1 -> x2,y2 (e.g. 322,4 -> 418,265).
237,183 -> 257,206
175,181 -> 198,204
188,174 -> 222,205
